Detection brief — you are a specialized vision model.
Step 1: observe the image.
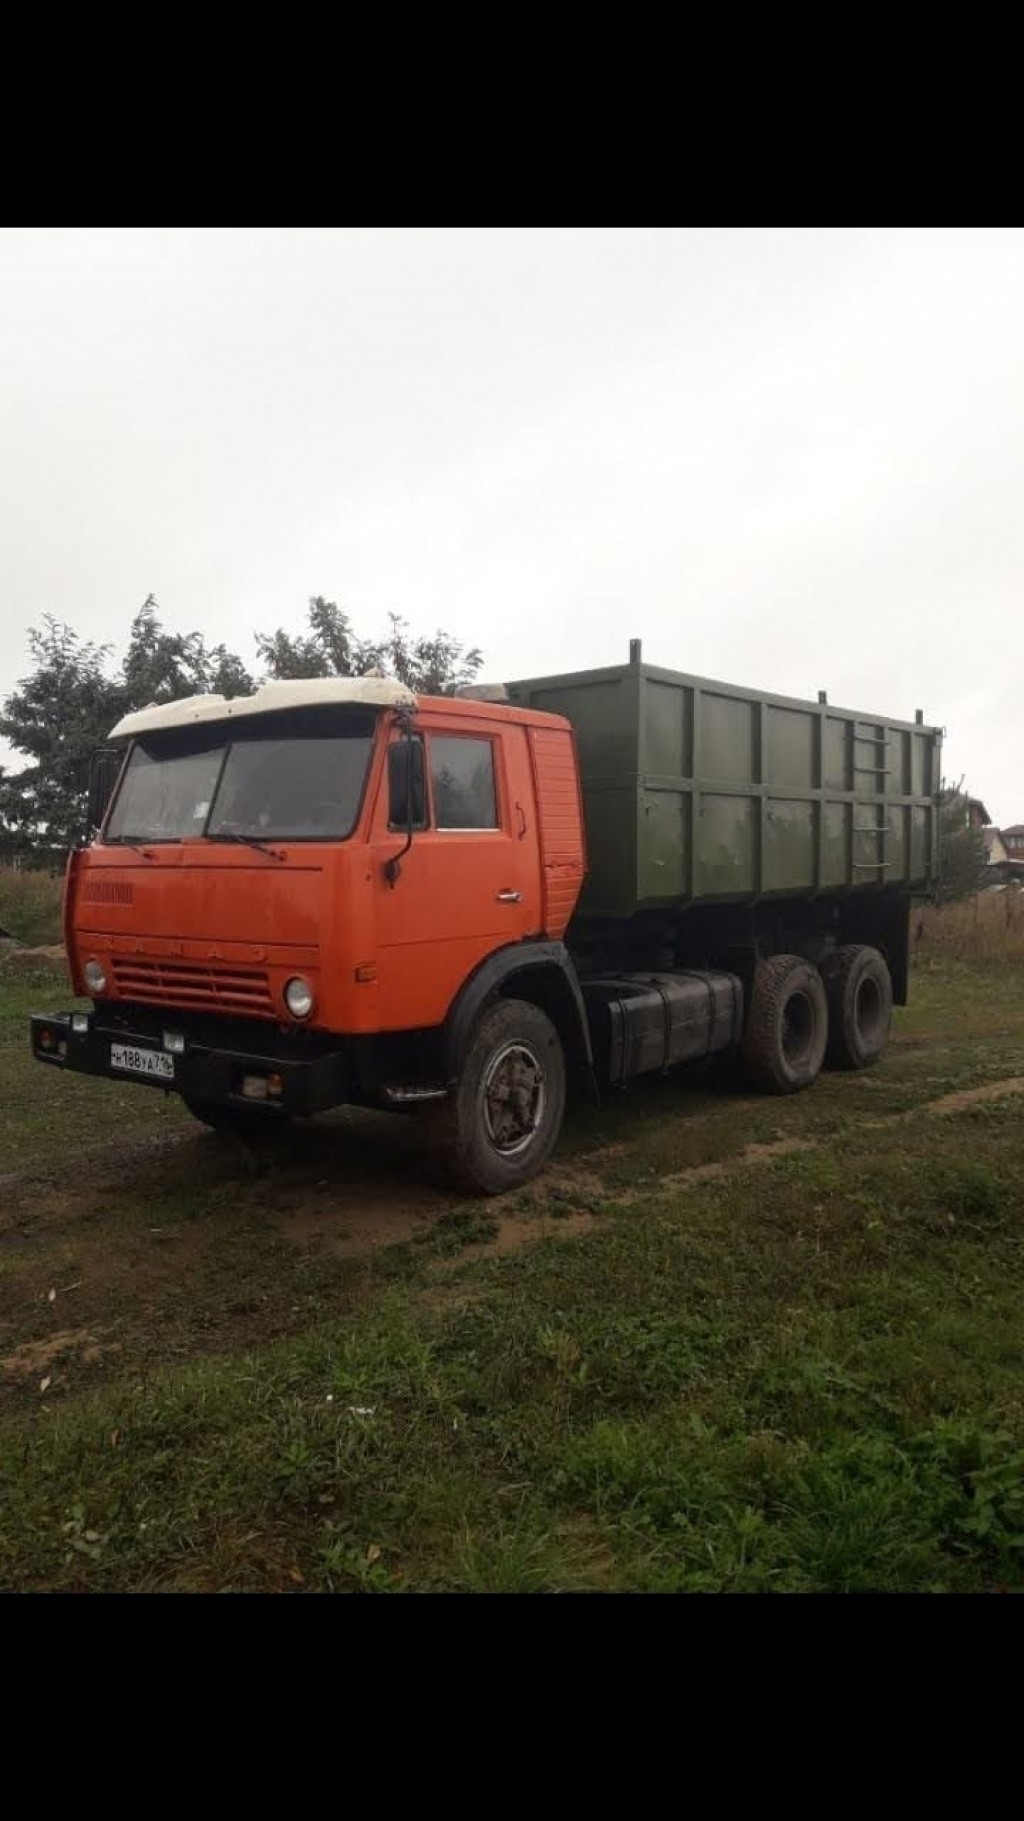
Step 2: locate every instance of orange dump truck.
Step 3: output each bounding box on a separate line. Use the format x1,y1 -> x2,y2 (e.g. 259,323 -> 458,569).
30,648 -> 941,1193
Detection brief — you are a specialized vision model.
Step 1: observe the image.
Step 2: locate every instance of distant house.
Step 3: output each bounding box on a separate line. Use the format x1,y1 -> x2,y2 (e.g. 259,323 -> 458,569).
967,797 -> 992,830
963,800 -> 1023,886
986,822 -> 1024,887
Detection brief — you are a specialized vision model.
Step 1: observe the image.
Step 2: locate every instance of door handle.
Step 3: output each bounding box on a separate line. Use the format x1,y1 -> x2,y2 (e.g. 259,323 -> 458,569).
496,889 -> 522,903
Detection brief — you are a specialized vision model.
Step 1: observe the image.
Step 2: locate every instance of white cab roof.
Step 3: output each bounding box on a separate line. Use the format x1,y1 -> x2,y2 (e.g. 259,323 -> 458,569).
108,675 -> 417,741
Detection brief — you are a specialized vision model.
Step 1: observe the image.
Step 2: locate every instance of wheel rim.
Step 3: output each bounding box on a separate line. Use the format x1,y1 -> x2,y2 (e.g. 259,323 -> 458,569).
482,1040 -> 547,1156
781,989 -> 815,1066
855,973 -> 885,1044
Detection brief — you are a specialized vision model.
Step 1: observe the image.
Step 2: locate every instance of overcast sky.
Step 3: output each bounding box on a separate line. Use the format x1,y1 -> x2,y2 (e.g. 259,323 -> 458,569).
1,227 -> 1021,822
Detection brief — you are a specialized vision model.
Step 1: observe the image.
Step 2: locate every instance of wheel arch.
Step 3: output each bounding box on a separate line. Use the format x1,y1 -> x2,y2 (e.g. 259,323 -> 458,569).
443,941 -> 596,1097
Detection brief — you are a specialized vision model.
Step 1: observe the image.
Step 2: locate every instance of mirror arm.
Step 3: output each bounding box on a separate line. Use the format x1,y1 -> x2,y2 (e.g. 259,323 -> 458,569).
384,710 -> 417,888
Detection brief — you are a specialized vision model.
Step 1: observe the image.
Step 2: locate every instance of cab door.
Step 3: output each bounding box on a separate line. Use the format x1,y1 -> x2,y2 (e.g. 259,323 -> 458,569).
370,718 -> 537,1033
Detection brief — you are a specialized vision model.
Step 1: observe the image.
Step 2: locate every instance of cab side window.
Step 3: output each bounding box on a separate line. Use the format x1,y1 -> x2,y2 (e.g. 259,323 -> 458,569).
430,737 -> 499,830
387,737 -> 427,831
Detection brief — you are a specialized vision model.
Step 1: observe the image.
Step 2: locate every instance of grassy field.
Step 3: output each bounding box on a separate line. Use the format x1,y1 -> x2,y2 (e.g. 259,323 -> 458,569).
0,867 -> 63,948
1,950 -> 1022,1592
915,887 -> 1024,963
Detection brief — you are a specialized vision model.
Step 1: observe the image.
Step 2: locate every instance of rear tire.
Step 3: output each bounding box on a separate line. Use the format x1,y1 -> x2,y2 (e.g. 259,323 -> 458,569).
740,954 -> 828,1094
423,997 -> 566,1195
823,945 -> 893,1070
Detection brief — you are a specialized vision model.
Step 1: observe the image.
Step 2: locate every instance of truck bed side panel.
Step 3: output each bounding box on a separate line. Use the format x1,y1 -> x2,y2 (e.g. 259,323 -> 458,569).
508,660 -> 941,918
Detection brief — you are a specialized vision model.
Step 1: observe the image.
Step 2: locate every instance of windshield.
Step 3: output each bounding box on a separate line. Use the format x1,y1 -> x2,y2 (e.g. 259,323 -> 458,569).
105,709 -> 376,844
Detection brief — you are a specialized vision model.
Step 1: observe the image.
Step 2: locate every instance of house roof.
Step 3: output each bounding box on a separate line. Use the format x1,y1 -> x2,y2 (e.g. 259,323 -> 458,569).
1002,824 -> 1024,839
967,797 -> 992,823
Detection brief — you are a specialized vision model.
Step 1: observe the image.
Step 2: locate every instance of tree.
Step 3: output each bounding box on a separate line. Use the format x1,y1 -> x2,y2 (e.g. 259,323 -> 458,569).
257,597 -> 483,695
121,596 -> 255,705
361,615 -> 484,696
1,593 -> 484,862
0,599 -> 253,861
254,596 -> 356,680
0,619 -> 122,860
935,781 -> 990,904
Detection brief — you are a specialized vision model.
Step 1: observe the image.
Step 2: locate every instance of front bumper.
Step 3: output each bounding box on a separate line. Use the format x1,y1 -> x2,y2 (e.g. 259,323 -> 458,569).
30,1009 -> 349,1117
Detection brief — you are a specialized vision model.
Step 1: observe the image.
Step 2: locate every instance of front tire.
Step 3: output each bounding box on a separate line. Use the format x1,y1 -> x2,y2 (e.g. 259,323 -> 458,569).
424,997 -> 566,1195
740,954 -> 828,1094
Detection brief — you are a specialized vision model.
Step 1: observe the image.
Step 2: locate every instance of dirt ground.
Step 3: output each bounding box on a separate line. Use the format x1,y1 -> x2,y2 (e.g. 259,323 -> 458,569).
4,1061 -> 1024,1401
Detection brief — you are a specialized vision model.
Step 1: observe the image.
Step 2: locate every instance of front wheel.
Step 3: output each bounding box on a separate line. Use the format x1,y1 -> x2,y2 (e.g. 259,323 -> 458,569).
423,997 -> 567,1195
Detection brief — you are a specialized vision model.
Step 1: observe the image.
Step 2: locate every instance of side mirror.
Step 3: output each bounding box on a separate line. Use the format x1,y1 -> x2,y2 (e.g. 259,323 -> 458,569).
384,728 -> 424,886
87,747 -> 124,836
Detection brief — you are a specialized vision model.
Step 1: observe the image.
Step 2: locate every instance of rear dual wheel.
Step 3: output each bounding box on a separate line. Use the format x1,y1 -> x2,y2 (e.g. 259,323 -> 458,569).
741,945 -> 893,1093
740,954 -> 829,1093
823,944 -> 893,1070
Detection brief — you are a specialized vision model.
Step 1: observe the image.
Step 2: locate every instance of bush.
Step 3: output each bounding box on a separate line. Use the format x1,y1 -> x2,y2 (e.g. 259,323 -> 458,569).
0,867 -> 63,947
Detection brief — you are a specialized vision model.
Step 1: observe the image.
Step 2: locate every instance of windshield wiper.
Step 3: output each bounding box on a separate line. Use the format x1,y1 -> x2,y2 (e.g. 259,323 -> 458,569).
105,837 -> 159,857
206,830 -> 285,862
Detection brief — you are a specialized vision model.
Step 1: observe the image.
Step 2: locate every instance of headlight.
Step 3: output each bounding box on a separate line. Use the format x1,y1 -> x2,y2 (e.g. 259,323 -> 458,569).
284,976 -> 314,1019
83,960 -> 107,994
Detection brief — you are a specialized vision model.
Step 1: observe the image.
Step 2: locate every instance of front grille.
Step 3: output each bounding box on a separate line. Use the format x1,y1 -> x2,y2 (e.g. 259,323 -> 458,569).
84,879 -> 134,905
111,957 -> 275,1016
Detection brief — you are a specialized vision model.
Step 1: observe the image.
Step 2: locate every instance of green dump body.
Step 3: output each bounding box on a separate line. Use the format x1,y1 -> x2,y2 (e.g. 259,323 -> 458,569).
505,656 -> 942,921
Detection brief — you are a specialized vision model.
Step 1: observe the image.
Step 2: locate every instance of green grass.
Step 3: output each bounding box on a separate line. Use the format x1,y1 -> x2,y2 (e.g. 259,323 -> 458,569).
1,957 -> 1023,1592
0,970 -> 193,1174
0,867 -> 63,947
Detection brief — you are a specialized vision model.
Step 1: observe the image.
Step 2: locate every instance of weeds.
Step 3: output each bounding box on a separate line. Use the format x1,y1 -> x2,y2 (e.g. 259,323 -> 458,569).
914,890 -> 1024,964
0,867 -> 63,948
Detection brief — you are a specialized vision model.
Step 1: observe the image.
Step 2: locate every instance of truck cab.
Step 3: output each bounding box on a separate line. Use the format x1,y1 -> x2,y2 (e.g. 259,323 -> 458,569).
32,678 -> 594,1191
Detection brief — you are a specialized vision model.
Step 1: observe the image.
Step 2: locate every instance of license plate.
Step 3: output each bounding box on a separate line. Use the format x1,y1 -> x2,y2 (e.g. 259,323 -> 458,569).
110,1042 -> 175,1081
